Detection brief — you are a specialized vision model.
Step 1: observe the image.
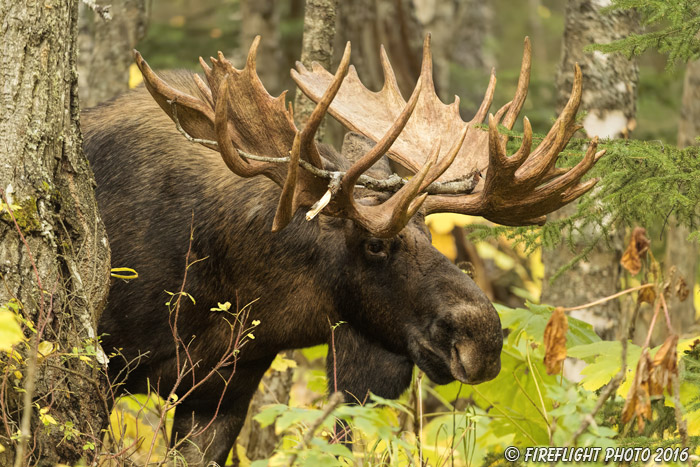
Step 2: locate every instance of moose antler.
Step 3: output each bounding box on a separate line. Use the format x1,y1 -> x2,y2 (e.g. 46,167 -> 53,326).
292,35 -> 605,226
134,36 -> 458,237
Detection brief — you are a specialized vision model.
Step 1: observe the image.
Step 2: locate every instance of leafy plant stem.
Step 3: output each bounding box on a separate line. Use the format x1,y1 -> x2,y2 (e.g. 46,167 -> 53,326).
525,343 -> 551,442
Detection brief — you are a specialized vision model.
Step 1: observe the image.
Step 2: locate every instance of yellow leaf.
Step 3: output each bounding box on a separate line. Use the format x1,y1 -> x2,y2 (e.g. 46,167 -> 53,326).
270,353 -> 297,372
246,333 -> 255,340
0,311 -> 24,351
426,213 -> 467,235
13,371 -> 21,381
430,232 -> 456,261
110,267 -> 138,280
252,319 -> 261,326
37,341 -> 56,361
129,63 -> 143,89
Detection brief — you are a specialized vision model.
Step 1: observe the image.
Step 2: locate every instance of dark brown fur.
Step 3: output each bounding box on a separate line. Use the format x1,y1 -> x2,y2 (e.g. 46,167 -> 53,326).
83,72 -> 502,465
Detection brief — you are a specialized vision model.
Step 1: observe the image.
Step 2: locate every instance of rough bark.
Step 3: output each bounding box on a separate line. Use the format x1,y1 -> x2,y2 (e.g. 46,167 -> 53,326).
0,0 -> 111,465
542,0 -> 639,342
659,60 -> 700,342
238,0 -> 283,95
78,0 -> 149,107
294,0 -> 339,136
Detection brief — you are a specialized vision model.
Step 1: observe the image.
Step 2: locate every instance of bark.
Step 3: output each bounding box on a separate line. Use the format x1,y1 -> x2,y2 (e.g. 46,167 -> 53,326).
294,0 -> 339,135
239,0 -> 283,95
78,0 -> 149,107
657,60 -> 700,343
0,0 -> 110,465
237,358 -> 295,460
336,0 -> 422,98
542,1 -> 639,342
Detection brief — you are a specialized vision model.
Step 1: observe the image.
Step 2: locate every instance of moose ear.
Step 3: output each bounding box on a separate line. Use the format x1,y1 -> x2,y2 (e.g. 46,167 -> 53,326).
133,50 -> 218,150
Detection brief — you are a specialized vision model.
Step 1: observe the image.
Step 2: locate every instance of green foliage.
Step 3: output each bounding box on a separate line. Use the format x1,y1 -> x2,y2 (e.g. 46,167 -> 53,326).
249,303 -> 699,466
586,0 -> 700,67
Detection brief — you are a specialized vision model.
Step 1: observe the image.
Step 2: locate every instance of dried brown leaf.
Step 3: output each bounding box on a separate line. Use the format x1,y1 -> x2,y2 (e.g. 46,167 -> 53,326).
675,276 -> 689,302
620,227 -> 650,275
622,349 -> 652,432
543,307 -> 568,375
637,286 -> 656,305
650,334 -> 678,396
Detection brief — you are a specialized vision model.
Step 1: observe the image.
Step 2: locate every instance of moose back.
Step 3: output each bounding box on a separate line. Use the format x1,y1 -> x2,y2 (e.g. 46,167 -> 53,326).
84,36 -> 601,465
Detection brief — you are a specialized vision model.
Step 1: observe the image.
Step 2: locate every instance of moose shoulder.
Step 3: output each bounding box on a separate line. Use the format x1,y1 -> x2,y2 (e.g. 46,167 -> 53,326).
84,36 -> 602,465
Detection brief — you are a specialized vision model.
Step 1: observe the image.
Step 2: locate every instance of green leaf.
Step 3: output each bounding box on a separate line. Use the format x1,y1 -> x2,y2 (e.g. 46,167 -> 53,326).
253,404 -> 288,429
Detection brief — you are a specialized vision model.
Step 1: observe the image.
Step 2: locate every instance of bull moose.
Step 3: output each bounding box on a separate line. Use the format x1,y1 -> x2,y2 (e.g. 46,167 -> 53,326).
83,35 -> 602,464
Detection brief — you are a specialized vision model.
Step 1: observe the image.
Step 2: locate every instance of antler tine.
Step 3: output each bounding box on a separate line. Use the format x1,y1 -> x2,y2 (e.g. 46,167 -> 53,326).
509,116 -> 533,168
298,42 -> 352,169
519,63 -> 583,180
421,123 -> 469,190
355,146 -> 438,237
471,70 -> 497,124
501,37 -> 532,130
341,77 -> 422,197
379,45 -> 404,103
534,137 -> 600,197
487,114 -> 507,170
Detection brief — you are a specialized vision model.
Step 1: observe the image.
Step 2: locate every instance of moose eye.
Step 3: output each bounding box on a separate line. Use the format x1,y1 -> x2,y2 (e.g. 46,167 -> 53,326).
365,239 -> 388,259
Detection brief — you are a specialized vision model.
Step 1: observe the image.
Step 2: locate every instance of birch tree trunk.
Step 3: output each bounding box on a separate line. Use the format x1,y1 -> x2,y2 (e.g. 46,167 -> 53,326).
0,0 -> 111,464
542,0 -> 639,342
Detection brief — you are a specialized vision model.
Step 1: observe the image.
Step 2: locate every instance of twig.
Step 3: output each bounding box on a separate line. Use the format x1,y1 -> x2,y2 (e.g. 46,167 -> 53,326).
562,283 -> 655,312
416,371 -> 424,466
658,292 -> 673,332
671,372 -> 692,467
287,391 -> 344,466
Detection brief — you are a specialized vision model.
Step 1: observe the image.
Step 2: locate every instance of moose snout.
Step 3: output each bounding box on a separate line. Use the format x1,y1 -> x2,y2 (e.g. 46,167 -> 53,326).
450,340 -> 501,384
448,302 -> 503,384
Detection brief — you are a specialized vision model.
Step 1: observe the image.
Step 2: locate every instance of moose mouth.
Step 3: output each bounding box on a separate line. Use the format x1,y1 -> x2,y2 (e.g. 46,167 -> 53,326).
409,336 -> 500,386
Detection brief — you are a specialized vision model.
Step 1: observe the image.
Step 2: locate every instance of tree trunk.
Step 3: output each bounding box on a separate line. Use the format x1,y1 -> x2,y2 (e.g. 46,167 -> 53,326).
78,0 -> 149,108
413,0 -> 493,102
660,59 -> 700,342
542,1 -> 639,342
0,0 -> 111,465
294,0 -> 339,138
238,0 -> 283,95
336,0 -> 422,98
